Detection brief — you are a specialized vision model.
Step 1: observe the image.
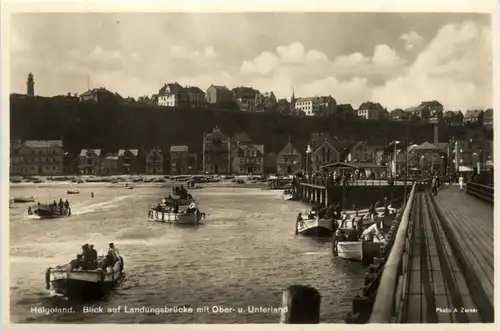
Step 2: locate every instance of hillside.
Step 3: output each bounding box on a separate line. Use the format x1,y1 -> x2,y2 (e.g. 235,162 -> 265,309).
10,96 -> 464,155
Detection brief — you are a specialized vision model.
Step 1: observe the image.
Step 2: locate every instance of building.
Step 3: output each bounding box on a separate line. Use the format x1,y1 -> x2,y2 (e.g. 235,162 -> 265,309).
79,88 -> 123,103
10,140 -> 65,176
255,92 -> 278,112
185,86 -> 206,109
205,85 -> 236,108
232,86 -> 260,111
452,130 -> 493,171
118,149 -> 139,174
276,142 -> 302,175
276,99 -> 290,115
483,109 -> 493,129
389,108 -> 410,121
145,147 -> 164,174
463,110 -> 483,124
77,149 -> 102,175
317,96 -> 338,116
307,132 -> 341,172
170,145 -> 197,174
357,102 -> 388,120
347,141 -> 377,163
101,153 -> 119,175
442,111 -> 464,126
203,127 -> 230,174
294,97 -> 320,116
229,132 -> 264,174
264,153 -> 278,174
157,82 -> 187,107
27,73 -> 35,97
336,103 -> 356,118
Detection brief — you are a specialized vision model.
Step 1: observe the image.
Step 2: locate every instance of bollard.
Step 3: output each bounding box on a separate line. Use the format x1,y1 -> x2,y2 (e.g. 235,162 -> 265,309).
352,295 -> 370,314
280,285 -> 321,324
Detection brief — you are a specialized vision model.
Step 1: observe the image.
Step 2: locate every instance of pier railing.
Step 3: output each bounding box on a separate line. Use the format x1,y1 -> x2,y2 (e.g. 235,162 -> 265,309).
368,182 -> 416,323
299,177 -> 415,187
466,181 -> 494,204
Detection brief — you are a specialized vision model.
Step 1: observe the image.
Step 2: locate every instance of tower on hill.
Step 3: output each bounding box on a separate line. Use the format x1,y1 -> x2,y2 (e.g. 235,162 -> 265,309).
27,72 -> 34,97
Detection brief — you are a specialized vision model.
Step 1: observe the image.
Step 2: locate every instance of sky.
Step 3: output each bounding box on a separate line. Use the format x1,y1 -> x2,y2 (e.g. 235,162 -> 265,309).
10,12 -> 492,110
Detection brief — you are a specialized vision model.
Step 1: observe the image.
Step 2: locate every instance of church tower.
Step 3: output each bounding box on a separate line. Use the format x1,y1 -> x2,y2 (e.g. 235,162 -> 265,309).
27,73 -> 34,97
290,87 -> 296,112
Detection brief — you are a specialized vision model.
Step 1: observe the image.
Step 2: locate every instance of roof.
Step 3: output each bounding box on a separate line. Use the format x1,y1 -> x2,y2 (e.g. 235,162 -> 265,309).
483,109 -> 493,118
158,83 -> 184,96
412,142 -> 439,151
185,86 -> 205,94
232,86 -> 259,98
80,149 -> 102,156
232,131 -> 252,143
170,145 -> 189,152
205,127 -> 228,141
279,142 -> 300,155
118,149 -> 139,156
359,101 -> 384,110
337,103 -> 354,112
464,110 -> 483,118
23,140 -> 63,148
310,141 -> 340,156
238,143 -> 264,155
277,98 -> 289,106
209,85 -> 230,91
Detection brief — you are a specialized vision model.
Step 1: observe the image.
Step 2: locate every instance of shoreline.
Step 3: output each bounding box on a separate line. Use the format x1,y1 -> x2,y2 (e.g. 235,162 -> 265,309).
9,181 -> 270,189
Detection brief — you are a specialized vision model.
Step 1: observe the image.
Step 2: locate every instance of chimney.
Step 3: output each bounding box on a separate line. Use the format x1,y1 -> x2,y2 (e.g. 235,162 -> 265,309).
433,123 -> 439,145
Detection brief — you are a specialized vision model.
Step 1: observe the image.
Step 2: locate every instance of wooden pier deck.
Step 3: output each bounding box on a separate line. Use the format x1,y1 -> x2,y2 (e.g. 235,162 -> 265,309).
345,182 -> 494,324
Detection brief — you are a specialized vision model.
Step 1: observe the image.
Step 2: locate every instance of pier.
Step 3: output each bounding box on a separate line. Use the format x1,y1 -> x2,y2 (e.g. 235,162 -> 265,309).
292,177 -> 413,209
345,180 -> 494,323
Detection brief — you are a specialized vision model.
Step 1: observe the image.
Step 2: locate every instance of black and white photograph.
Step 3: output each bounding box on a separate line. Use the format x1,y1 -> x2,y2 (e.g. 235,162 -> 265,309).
4,2 -> 496,326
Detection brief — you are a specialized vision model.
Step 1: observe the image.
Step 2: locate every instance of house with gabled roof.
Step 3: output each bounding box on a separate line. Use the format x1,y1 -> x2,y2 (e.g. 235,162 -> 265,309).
170,145 -> 197,174
229,131 -> 264,174
79,87 -> 123,104
146,147 -> 164,174
157,82 -> 188,107
307,132 -> 341,172
203,126 -> 230,174
11,140 -> 65,176
77,149 -> 102,175
277,141 -> 302,175
117,149 -> 140,174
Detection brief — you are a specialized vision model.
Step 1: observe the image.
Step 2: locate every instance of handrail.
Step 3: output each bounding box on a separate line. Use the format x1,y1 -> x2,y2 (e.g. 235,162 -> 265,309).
466,181 -> 494,204
368,182 -> 416,323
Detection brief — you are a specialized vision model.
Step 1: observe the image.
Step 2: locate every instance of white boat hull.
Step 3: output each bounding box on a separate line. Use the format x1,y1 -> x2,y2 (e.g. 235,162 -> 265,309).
297,217 -> 334,237
148,209 -> 202,225
337,241 -> 362,261
282,193 -> 294,201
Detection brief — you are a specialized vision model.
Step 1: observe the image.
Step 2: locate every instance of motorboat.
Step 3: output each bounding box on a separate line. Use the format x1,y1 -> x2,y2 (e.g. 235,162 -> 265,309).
296,212 -> 334,237
281,189 -> 295,201
148,206 -> 205,225
67,189 -> 80,194
45,254 -> 124,300
29,203 -> 71,219
12,196 -> 35,203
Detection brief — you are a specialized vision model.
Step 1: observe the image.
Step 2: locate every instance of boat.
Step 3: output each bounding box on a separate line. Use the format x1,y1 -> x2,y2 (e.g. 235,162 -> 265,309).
67,189 -> 80,194
125,186 -> 135,190
9,199 -> 14,208
148,207 -> 205,225
281,189 -> 295,201
296,214 -> 334,237
45,255 -> 124,300
29,203 -> 71,219
161,197 -> 194,206
13,197 -> 35,203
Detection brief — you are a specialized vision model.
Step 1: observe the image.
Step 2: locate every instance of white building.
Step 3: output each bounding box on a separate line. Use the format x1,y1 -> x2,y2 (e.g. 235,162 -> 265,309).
294,97 -> 320,116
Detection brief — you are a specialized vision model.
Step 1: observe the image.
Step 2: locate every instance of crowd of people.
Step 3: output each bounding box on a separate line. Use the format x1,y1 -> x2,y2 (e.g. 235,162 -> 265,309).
68,243 -> 121,272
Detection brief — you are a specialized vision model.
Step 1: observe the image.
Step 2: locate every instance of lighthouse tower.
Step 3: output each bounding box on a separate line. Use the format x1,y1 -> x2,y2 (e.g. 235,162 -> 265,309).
27,72 -> 34,97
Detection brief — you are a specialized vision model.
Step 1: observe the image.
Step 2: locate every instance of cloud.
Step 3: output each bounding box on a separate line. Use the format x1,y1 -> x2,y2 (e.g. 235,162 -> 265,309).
11,28 -> 31,52
372,20 -> 492,110
170,45 -> 218,60
400,31 -> 423,51
242,21 -> 491,110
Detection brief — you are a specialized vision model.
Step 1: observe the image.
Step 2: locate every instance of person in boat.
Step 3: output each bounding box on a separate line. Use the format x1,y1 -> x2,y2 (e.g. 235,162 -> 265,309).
187,193 -> 193,200
52,200 -> 57,213
64,199 -> 70,210
70,254 -> 83,270
173,204 -> 179,214
168,194 -> 172,199
361,222 -> 382,242
346,225 -> 360,241
89,244 -> 98,268
156,203 -> 163,212
81,244 -> 92,270
99,251 -> 114,272
108,243 -> 120,263
27,206 -> 32,215
186,201 -> 197,213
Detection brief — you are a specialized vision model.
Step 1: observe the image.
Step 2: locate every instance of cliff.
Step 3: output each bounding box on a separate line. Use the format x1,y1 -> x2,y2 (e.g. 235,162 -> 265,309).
10,96 -> 465,155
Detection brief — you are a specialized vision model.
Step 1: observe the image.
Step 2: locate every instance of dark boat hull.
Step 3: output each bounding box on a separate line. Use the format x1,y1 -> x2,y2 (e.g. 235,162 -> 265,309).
50,277 -> 123,300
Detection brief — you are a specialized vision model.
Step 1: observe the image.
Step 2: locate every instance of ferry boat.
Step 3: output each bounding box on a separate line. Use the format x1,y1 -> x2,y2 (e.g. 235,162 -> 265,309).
148,207 -> 205,225
45,255 -> 124,300
161,197 -> 195,206
67,189 -> 80,194
296,213 -> 334,237
12,196 -> 35,203
29,203 -> 71,219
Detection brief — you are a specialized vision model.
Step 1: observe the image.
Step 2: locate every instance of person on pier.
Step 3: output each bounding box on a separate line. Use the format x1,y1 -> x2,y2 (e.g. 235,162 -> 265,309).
458,174 -> 465,191
361,222 -> 382,242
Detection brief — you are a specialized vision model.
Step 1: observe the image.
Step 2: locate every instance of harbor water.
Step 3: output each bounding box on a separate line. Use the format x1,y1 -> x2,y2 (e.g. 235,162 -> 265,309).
9,185 -> 366,323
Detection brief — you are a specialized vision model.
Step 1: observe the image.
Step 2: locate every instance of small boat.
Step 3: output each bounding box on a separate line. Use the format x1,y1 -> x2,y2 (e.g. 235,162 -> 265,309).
77,179 -> 85,184
13,197 -> 35,203
29,203 -> 71,219
125,186 -> 135,190
296,214 -> 334,237
148,207 -> 205,225
67,189 -> 80,194
281,189 -> 295,201
45,255 -> 124,300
